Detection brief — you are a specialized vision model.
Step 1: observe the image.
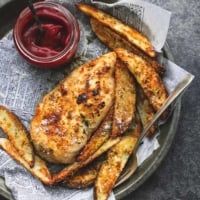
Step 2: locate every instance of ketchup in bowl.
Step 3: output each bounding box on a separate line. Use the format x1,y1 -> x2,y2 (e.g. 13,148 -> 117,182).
13,2 -> 80,68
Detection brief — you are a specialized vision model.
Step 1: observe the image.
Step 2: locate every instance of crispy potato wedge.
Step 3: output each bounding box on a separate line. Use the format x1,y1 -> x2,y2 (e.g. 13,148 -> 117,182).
52,137 -> 120,184
77,106 -> 113,162
63,157 -> 103,189
0,138 -> 52,185
90,18 -> 165,75
112,59 -> 136,136
0,105 -> 34,167
94,120 -> 142,200
115,48 -> 168,112
136,86 -> 157,137
76,3 -> 156,57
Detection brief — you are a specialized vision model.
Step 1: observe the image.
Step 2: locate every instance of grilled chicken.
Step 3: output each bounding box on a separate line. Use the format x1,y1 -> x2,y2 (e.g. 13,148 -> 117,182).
0,106 -> 34,167
30,52 -> 117,164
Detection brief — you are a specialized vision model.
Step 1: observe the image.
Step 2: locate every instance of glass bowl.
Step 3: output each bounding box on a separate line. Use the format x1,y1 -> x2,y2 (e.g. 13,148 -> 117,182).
13,1 -> 80,68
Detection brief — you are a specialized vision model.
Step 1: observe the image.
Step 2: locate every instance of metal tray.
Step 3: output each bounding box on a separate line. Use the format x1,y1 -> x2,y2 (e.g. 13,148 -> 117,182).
0,1 -> 181,199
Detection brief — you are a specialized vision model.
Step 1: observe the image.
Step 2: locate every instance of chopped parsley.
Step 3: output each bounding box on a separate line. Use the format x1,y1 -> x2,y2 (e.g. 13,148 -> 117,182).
80,113 -> 89,127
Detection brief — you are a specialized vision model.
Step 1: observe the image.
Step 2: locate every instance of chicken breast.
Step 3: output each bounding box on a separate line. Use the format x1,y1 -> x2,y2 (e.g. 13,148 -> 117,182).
30,52 -> 116,164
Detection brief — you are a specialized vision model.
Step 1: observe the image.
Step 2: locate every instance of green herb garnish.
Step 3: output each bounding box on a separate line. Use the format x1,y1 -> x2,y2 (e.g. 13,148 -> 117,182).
80,113 -> 89,127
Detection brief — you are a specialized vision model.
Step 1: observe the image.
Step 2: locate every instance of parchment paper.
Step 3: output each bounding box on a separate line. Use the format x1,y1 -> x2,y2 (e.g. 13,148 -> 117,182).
0,0 -> 194,200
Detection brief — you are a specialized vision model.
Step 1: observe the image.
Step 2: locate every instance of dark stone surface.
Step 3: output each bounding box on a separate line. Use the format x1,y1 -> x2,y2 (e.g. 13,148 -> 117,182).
124,0 -> 200,199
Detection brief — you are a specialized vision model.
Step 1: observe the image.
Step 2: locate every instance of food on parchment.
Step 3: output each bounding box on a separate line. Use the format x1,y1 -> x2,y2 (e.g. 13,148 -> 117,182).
0,3 -> 170,200
94,117 -> 142,200
0,137 -> 52,185
30,52 -> 116,164
76,3 -> 156,57
115,48 -> 168,112
62,157 -> 103,189
0,106 -> 34,167
90,17 -> 165,75
111,59 -> 136,137
77,106 -> 114,162
136,86 -> 158,137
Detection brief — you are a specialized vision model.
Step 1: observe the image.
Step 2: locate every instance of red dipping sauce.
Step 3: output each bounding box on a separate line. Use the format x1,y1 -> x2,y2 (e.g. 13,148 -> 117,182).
13,2 -> 80,68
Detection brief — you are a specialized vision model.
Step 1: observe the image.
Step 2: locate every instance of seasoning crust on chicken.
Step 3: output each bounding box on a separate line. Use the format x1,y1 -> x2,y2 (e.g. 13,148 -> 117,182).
30,52 -> 116,164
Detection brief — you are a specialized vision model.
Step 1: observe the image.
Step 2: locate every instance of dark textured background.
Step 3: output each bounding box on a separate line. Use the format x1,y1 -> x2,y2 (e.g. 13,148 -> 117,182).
0,0 -> 200,200
124,0 -> 200,199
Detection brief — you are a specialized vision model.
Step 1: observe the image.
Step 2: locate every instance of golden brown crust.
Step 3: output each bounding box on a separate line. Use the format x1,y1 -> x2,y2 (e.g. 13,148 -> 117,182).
115,48 -> 168,112
30,52 -> 117,164
77,3 -> 156,57
111,59 -> 136,136
90,18 -> 165,74
62,158 -> 103,189
77,106 -> 113,162
52,137 -> 120,184
0,138 -> 52,185
94,121 -> 142,200
0,105 -> 34,167
136,86 -> 158,137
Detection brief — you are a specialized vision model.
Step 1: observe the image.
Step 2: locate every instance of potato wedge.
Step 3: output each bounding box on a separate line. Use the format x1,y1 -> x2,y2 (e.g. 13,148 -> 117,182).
112,59 -> 136,136
77,106 -> 113,162
63,157 -> 103,189
0,105 -> 34,167
115,48 -> 168,112
0,138 -> 52,185
136,86 -> 157,137
52,137 -> 120,184
90,18 -> 165,75
76,3 -> 156,57
94,120 -> 142,200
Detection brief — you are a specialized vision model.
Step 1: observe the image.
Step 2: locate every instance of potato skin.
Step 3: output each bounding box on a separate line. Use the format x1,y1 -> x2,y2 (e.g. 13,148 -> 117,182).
0,105 -> 34,167
0,138 -> 52,185
62,158 -> 103,189
90,18 -> 165,75
52,137 -> 121,184
94,120 -> 142,200
112,59 -> 136,136
77,106 -> 113,162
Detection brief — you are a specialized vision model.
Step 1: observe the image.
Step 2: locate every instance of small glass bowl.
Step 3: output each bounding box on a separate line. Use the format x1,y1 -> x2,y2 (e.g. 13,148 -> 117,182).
13,2 -> 80,68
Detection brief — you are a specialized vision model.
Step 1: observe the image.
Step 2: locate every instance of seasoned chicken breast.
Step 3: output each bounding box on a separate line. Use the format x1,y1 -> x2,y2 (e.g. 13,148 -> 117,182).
30,52 -> 116,164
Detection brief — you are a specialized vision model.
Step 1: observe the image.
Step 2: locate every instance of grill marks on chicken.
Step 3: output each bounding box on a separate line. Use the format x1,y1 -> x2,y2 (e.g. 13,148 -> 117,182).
30,52 -> 117,164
